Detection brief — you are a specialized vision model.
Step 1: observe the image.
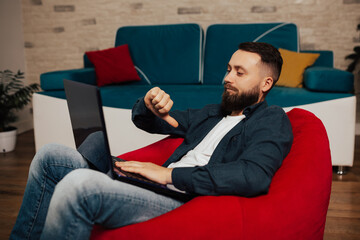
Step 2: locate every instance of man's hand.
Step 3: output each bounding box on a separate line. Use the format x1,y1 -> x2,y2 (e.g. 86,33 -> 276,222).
144,87 -> 179,128
115,161 -> 173,185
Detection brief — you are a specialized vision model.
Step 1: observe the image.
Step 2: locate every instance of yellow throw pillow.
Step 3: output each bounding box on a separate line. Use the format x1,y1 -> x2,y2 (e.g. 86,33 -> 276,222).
277,48 -> 320,88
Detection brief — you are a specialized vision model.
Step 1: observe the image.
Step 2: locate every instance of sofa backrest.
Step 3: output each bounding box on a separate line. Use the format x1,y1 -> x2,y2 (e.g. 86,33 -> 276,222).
203,23 -> 299,85
81,22 -> 333,87
114,23 -> 203,85
301,50 -> 334,68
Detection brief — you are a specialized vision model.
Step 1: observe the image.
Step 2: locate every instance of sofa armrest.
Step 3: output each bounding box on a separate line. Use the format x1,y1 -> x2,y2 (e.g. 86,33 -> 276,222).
303,67 -> 354,93
40,68 -> 96,91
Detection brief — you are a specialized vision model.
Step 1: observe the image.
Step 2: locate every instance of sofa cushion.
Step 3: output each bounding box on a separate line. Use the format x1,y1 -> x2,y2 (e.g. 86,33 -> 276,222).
265,86 -> 353,107
304,67 -> 354,92
40,68 -> 96,91
86,45 -> 141,87
203,23 -> 299,85
277,48 -> 319,88
114,24 -> 203,85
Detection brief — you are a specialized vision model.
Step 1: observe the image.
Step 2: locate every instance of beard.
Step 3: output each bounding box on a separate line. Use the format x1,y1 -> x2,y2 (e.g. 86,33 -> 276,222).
221,85 -> 260,114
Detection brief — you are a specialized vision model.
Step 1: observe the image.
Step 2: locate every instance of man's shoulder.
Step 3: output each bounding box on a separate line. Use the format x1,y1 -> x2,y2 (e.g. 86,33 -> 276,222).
251,103 -> 289,123
266,104 -> 286,114
246,104 -> 293,138
258,103 -> 286,115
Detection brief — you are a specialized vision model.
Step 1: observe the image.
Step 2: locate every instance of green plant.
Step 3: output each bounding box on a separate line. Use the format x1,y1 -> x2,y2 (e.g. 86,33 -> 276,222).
345,46 -> 360,72
0,70 -> 40,132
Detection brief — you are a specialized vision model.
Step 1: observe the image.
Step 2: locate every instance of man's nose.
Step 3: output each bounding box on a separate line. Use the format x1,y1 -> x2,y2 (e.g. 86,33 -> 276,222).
224,71 -> 234,84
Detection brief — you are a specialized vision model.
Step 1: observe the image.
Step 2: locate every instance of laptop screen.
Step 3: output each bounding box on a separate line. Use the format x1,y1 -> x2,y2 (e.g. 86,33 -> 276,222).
63,79 -> 112,174
63,80 -> 193,201
64,80 -> 103,148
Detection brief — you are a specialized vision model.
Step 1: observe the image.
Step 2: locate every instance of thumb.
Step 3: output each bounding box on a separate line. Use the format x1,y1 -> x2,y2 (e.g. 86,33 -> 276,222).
162,114 -> 179,128
146,104 -> 179,128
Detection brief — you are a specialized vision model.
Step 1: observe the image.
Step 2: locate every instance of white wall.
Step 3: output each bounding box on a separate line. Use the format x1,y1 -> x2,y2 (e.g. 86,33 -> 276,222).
0,0 -> 33,133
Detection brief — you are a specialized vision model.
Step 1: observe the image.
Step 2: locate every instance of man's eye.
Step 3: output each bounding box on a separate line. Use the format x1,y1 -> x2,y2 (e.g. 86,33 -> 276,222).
237,72 -> 244,76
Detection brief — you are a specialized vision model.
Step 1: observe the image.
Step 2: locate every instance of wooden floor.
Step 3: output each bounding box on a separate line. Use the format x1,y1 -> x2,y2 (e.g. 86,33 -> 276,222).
0,131 -> 359,239
0,130 -> 36,239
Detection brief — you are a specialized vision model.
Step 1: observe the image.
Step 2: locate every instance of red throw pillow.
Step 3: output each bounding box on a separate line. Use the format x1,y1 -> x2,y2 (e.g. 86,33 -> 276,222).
86,45 -> 141,87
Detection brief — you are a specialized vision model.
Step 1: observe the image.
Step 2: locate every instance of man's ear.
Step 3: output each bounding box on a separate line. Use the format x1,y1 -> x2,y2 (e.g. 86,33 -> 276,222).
261,77 -> 273,93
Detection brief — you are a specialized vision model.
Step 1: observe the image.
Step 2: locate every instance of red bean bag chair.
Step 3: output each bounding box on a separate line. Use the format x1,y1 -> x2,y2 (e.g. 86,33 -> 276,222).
91,108 -> 332,240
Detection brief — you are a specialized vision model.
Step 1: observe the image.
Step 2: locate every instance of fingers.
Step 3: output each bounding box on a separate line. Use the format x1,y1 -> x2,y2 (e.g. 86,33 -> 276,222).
144,87 -> 159,109
114,161 -> 172,185
145,87 -> 161,105
146,87 -> 171,111
150,89 -> 171,111
115,161 -> 144,173
144,87 -> 179,128
115,161 -> 152,176
153,91 -> 169,111
151,88 -> 165,105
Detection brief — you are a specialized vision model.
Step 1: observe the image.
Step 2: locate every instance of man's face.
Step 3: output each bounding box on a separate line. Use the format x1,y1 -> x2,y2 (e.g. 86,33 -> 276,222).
221,84 -> 260,114
221,50 -> 268,114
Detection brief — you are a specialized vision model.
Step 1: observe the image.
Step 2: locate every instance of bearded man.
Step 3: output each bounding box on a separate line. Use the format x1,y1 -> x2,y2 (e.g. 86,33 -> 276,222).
121,41 -> 293,196
11,42 -> 293,240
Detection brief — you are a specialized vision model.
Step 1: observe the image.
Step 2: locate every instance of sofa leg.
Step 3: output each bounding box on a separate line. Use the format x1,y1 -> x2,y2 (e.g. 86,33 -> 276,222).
336,166 -> 347,175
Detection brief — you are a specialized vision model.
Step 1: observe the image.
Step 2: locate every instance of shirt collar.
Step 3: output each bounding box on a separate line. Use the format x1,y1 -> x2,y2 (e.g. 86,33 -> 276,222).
243,100 -> 268,118
209,100 -> 268,118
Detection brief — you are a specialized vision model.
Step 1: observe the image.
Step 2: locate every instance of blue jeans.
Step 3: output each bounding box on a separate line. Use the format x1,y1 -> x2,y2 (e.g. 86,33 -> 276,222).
10,144 -> 184,240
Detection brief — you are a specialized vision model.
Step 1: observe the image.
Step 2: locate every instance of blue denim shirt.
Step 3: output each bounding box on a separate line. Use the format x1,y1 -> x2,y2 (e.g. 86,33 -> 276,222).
132,98 -> 293,197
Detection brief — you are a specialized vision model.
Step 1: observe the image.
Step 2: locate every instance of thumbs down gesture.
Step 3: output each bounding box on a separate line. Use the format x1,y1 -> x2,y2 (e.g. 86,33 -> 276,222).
144,87 -> 179,128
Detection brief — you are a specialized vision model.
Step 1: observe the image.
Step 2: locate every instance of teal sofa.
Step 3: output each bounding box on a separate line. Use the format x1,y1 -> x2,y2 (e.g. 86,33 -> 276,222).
33,22 -> 356,168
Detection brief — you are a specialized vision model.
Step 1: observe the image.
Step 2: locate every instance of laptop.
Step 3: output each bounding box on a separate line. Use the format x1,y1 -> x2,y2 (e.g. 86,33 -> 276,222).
63,79 -> 194,202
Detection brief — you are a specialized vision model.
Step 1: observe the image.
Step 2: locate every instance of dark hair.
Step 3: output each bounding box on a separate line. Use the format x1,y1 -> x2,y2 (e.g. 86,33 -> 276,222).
238,42 -> 283,90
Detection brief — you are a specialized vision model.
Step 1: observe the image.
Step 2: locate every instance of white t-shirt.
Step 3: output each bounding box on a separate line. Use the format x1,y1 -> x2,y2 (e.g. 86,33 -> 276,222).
168,114 -> 245,169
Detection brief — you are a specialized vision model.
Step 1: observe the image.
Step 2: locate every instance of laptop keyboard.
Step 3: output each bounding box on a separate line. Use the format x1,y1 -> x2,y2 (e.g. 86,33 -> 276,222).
112,157 -> 163,186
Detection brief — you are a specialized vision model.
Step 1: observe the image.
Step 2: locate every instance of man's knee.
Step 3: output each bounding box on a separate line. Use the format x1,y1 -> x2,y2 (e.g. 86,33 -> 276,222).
29,143 -> 87,177
48,169 -> 109,218
29,143 -> 65,175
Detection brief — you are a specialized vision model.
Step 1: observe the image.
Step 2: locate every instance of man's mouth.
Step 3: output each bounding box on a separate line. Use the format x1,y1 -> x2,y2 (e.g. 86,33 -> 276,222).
224,86 -> 238,93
